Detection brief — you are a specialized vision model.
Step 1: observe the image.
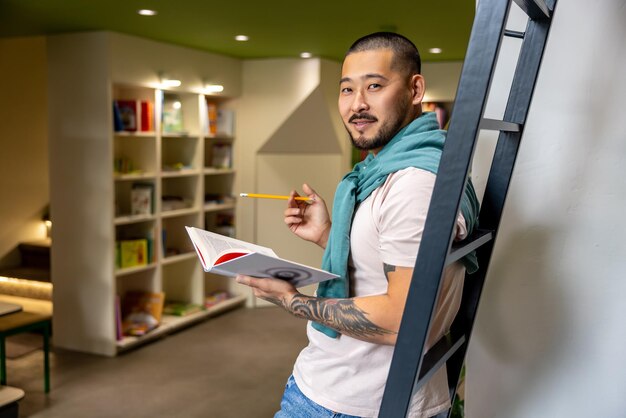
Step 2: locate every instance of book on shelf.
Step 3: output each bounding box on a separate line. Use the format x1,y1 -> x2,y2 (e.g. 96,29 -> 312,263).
217,108 -> 235,136
115,295 -> 123,341
140,100 -> 154,132
121,291 -> 165,337
162,96 -> 185,134
114,100 -> 138,132
205,291 -> 231,308
117,238 -> 149,268
185,226 -> 338,288
163,301 -> 204,316
206,102 -> 218,136
131,182 -> 154,215
211,143 -> 232,168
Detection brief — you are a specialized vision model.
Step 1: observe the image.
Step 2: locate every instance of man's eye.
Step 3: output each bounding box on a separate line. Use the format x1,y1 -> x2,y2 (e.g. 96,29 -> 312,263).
341,87 -> 352,94
368,83 -> 381,90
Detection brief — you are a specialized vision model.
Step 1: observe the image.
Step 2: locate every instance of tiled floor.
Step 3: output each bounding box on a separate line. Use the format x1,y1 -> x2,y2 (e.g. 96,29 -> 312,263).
7,307 -> 307,418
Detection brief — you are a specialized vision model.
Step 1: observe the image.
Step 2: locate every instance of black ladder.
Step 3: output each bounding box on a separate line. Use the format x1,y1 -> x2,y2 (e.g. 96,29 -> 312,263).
378,0 -> 557,416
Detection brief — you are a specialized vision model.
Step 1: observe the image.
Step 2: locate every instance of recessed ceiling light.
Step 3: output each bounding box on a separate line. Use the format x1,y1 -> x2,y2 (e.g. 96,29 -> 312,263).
300,52 -> 313,59
137,9 -> 157,16
235,35 -> 249,42
429,48 -> 443,54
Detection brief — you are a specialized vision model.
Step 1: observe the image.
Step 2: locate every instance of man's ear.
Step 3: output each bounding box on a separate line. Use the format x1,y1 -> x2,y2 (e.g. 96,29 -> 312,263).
410,74 -> 425,105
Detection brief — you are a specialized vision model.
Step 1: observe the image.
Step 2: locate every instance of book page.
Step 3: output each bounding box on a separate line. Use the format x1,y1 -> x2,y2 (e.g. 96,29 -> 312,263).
186,227 -> 277,269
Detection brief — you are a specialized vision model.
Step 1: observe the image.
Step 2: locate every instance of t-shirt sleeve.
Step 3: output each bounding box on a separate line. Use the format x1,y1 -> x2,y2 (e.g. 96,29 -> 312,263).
375,168 -> 435,267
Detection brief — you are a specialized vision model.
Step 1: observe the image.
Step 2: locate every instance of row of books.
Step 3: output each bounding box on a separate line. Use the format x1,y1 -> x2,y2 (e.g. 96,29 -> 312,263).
206,102 -> 235,137
115,290 -> 233,339
113,98 -> 236,136
114,100 -> 154,132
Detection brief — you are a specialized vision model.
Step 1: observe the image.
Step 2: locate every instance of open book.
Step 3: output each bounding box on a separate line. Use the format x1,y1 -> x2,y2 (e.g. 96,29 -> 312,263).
185,226 -> 338,288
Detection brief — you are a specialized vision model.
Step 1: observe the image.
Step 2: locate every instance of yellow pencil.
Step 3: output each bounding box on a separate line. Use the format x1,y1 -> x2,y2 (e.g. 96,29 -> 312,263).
239,193 -> 314,202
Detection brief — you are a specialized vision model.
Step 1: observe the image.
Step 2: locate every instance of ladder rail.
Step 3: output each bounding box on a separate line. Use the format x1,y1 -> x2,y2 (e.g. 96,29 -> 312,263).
447,3 -> 557,406
378,0 -> 512,415
379,0 -> 558,416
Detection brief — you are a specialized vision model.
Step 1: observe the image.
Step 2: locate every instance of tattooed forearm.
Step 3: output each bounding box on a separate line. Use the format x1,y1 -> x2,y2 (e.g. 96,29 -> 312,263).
286,295 -> 396,338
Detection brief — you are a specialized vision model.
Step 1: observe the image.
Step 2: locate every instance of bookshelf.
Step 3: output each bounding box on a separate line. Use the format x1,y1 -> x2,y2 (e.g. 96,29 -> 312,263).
113,87 -> 243,353
48,32 -> 244,356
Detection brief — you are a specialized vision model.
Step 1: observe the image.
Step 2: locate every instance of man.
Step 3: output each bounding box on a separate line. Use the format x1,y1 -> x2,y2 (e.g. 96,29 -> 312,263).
236,32 -> 478,418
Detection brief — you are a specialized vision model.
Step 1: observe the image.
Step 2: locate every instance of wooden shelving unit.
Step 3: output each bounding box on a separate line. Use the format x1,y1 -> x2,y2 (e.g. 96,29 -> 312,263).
47,32 -> 243,356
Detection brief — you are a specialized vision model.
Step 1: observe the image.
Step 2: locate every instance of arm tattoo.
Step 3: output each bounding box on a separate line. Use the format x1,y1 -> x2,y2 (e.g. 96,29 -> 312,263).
383,263 -> 396,281
285,294 -> 396,339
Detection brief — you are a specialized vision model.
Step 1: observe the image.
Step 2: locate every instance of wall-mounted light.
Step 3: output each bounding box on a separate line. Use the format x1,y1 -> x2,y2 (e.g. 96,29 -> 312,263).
202,84 -> 224,94
235,35 -> 249,42
300,52 -> 313,59
428,47 -> 443,54
159,72 -> 182,88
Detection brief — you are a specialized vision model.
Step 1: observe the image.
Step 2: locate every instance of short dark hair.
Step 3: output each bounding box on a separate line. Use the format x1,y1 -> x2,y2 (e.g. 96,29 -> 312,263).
346,32 -> 421,75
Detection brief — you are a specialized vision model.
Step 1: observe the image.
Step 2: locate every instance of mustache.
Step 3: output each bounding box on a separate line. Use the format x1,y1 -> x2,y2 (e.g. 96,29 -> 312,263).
349,113 -> 377,123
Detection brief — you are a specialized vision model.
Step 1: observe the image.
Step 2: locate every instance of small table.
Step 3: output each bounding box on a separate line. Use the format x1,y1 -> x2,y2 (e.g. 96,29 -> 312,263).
0,312 -> 51,393
0,304 -> 21,317
0,386 -> 24,418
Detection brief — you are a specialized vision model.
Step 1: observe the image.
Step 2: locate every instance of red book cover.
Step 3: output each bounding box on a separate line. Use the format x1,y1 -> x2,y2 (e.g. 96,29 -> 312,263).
140,100 -> 153,132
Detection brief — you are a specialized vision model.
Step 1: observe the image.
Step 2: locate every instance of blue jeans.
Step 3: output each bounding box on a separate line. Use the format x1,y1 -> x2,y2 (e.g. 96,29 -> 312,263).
274,375 -> 362,418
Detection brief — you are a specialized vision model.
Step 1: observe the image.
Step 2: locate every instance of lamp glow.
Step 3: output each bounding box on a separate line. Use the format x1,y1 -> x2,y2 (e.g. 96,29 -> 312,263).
203,84 -> 224,94
300,52 -> 313,59
138,9 -> 157,16
428,47 -> 443,54
235,35 -> 249,41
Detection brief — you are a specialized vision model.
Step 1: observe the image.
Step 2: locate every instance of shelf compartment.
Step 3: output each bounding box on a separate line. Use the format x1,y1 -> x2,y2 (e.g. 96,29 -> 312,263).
162,256 -> 202,304
116,294 -> 246,352
161,175 -> 200,213
162,213 -> 200,258
115,221 -> 157,271
114,134 -> 157,176
115,180 -> 156,218
161,92 -> 201,137
162,135 -> 201,173
204,139 -> 233,170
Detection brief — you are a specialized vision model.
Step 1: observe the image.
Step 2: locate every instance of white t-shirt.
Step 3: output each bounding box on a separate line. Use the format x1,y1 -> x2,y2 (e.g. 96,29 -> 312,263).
292,167 -> 468,418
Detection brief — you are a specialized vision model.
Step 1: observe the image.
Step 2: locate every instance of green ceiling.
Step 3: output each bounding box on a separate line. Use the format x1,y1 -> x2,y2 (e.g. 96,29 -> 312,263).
0,0 -> 475,62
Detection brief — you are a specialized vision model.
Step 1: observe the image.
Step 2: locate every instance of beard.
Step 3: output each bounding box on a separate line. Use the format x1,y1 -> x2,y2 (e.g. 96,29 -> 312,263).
346,96 -> 411,151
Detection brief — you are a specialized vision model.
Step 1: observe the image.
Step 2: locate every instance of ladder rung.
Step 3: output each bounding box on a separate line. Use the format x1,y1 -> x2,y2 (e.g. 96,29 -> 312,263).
480,118 -> 521,132
447,229 -> 494,265
513,0 -> 551,20
504,29 -> 525,39
413,334 -> 466,393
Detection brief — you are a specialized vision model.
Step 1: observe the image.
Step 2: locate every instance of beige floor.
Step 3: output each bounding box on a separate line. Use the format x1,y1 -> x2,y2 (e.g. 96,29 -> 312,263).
7,306 -> 308,418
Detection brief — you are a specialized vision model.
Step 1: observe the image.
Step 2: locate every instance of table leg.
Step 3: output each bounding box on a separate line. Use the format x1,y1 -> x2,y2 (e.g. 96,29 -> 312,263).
43,321 -> 50,393
0,336 -> 6,385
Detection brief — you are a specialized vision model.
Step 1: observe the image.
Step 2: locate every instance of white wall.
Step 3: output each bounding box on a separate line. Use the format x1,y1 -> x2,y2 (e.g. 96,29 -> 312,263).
467,2 -> 626,417
233,58 -> 347,304
0,37 -> 49,267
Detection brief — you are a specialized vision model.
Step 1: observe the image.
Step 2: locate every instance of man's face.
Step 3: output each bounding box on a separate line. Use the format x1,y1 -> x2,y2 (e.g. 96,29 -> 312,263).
338,49 -> 417,153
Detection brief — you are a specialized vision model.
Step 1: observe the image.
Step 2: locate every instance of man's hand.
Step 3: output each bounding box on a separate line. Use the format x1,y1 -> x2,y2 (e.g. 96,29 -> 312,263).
284,183 -> 331,248
235,275 -> 299,308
